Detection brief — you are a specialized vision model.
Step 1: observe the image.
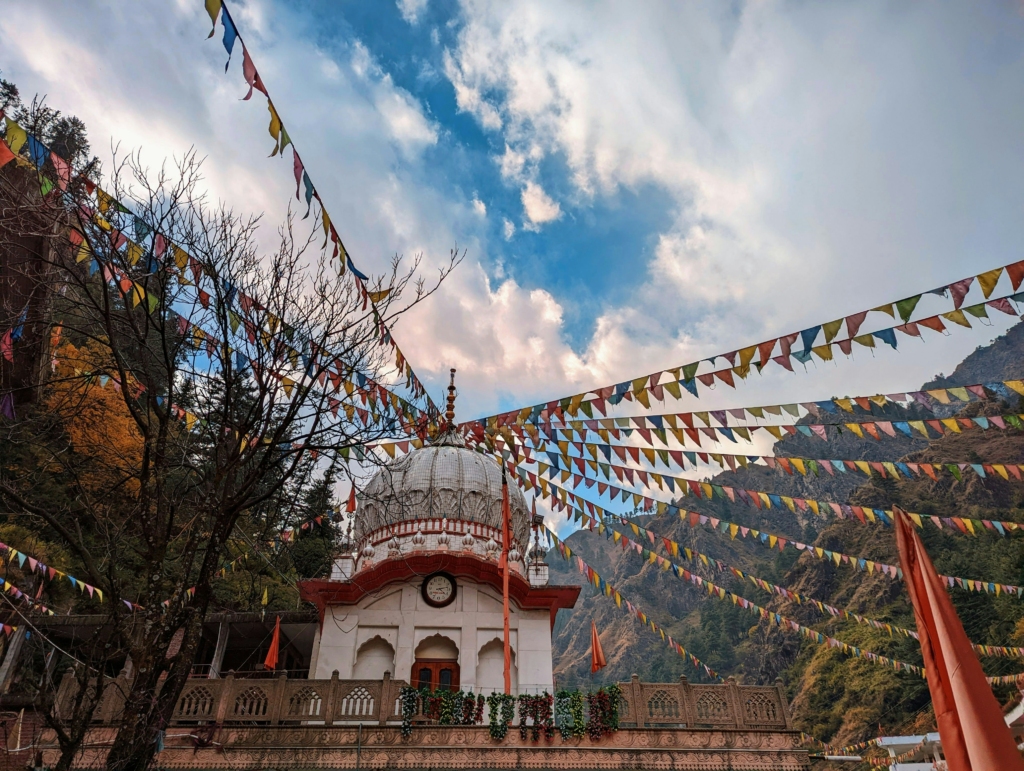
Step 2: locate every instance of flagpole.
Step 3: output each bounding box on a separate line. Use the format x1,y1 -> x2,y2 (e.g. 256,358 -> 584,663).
501,465 -> 512,695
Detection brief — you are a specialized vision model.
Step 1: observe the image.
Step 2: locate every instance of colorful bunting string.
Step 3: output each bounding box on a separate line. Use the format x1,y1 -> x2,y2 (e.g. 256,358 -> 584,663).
519,468 -> 1024,599
0,541 -> 104,603
476,377 -> 1024,431
597,513 -> 1024,659
480,405 -> 1024,452
2,120 -> 436,435
544,528 -> 721,680
464,262 -> 1024,427
199,0 -> 439,416
487,434 -> 1024,538
489,428 -> 1024,485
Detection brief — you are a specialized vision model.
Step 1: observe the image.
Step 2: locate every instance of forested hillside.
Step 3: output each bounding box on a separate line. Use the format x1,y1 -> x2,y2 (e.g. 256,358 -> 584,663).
549,321 -> 1024,745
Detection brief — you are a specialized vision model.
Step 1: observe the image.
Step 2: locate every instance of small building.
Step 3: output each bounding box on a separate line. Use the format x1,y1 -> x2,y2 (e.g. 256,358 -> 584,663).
298,423 -> 579,695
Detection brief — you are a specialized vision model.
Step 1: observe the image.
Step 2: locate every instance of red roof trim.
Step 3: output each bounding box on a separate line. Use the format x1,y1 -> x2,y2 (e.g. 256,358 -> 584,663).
299,554 -> 579,630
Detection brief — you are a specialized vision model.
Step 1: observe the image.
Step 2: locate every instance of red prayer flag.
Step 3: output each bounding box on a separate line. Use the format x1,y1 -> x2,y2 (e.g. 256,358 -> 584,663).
0,138 -> 18,169
346,485 -> 357,513
895,506 -> 1024,771
264,616 -> 281,671
591,620 -> 607,674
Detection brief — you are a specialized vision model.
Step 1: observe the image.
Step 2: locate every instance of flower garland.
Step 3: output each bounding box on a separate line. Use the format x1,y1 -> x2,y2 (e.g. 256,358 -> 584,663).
585,685 -> 622,740
556,690 -> 586,740
399,686 -> 419,738
438,690 -> 459,725
462,692 -> 484,725
518,693 -> 555,741
400,687 -> 487,736
486,693 -> 517,740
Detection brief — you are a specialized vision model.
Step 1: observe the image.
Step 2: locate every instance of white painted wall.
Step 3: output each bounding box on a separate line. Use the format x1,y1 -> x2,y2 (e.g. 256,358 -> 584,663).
311,576 -> 554,693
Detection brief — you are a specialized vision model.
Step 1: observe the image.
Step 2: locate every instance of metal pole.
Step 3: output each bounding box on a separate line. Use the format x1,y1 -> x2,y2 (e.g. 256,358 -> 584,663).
501,466 -> 511,695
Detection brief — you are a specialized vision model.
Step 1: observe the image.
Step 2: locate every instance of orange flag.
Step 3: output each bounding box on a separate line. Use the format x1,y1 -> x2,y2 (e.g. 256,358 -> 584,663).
346,485 -> 357,513
264,616 -> 281,671
895,506 -> 1024,771
591,620 -> 607,674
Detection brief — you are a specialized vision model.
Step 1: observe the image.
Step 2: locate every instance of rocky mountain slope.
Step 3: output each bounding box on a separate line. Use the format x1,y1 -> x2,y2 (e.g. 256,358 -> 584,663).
548,321 -> 1024,745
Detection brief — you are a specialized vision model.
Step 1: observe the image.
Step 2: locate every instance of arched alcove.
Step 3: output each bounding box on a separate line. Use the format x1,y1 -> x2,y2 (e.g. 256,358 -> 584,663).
476,638 -> 517,694
353,636 -> 395,680
414,634 -> 459,660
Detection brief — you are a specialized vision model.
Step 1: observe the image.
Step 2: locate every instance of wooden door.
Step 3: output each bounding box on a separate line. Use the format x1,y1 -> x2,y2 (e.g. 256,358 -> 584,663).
412,659 -> 460,691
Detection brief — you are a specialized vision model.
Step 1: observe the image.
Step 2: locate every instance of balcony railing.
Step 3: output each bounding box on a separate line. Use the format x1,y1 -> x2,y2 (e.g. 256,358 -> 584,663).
57,671 -> 792,731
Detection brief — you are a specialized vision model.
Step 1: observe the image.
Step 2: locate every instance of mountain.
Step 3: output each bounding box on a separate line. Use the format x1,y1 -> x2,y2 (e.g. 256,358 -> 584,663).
548,321 -> 1024,747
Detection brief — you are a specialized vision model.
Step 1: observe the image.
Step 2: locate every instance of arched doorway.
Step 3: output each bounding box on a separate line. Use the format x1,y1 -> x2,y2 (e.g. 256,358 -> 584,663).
412,634 -> 459,691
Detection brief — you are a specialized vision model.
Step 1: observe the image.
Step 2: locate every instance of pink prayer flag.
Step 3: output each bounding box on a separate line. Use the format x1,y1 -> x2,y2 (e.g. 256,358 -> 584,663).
241,45 -> 269,100
292,148 -> 303,200
948,277 -> 973,309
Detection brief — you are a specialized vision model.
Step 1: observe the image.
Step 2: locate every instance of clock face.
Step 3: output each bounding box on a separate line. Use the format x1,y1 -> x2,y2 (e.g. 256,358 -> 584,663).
422,573 -> 456,607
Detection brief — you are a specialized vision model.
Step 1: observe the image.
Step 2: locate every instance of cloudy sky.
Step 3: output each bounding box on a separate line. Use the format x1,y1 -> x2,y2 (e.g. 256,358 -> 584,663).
3,0 -> 1023,424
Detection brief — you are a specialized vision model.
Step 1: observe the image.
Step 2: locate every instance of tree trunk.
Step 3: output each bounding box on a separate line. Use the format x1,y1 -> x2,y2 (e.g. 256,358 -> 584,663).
103,610 -> 205,771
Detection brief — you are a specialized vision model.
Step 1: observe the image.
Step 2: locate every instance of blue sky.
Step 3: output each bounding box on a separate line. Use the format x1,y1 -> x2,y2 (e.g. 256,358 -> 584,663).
3,0 -> 1024,428
302,0 -> 677,349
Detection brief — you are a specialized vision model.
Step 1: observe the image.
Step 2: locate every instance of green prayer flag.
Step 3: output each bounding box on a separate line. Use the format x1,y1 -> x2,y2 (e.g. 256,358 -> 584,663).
895,295 -> 922,323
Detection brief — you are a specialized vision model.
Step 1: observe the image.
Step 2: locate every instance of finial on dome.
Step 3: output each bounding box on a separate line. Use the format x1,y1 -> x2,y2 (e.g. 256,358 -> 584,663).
445,368 -> 457,424
430,368 -> 465,447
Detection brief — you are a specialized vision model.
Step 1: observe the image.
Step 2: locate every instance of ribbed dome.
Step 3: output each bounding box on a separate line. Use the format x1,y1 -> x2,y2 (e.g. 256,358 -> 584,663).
356,444 -> 531,547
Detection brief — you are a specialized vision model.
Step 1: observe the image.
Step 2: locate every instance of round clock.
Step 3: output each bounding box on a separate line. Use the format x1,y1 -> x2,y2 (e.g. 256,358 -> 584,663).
421,572 -> 457,608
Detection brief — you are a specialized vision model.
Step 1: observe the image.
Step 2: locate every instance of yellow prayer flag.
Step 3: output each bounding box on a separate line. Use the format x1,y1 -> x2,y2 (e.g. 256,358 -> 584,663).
4,118 -> 27,154
977,267 -> 1003,298
126,242 -> 143,267
942,309 -> 971,328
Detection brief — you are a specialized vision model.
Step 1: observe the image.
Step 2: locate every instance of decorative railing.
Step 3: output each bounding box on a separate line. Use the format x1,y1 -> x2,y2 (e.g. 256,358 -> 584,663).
616,675 -> 792,730
57,671 -> 792,731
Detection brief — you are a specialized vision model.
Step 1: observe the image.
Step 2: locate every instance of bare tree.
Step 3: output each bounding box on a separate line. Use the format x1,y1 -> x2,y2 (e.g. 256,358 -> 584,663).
0,134 -> 455,770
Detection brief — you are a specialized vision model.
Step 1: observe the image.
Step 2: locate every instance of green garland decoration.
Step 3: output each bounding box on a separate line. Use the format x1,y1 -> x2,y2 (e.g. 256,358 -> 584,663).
399,686 -> 419,738
486,693 -> 517,740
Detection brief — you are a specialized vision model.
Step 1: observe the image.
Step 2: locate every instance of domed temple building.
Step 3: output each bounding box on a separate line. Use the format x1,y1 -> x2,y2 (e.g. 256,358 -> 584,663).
19,380 -> 811,769
299,421 -> 580,696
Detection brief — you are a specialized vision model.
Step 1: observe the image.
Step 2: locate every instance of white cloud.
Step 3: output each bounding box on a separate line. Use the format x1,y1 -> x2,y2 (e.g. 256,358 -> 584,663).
3,0 -> 1023,427
397,0 -> 428,25
471,197 -> 487,217
442,49 -> 502,130
438,0 -> 1024,410
520,181 -> 561,230
350,41 -> 438,154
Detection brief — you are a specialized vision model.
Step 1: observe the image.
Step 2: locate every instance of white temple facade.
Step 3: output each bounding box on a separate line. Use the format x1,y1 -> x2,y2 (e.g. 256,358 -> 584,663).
300,383 -> 579,696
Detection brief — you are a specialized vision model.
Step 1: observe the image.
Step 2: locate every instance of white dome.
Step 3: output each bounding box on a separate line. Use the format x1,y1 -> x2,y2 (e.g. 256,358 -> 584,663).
357,438 -> 531,547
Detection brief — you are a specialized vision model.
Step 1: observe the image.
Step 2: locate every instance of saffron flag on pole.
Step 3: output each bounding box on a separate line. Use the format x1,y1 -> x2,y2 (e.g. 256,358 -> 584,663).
894,505 -> 1024,771
591,620 -> 607,674
264,615 -> 281,671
